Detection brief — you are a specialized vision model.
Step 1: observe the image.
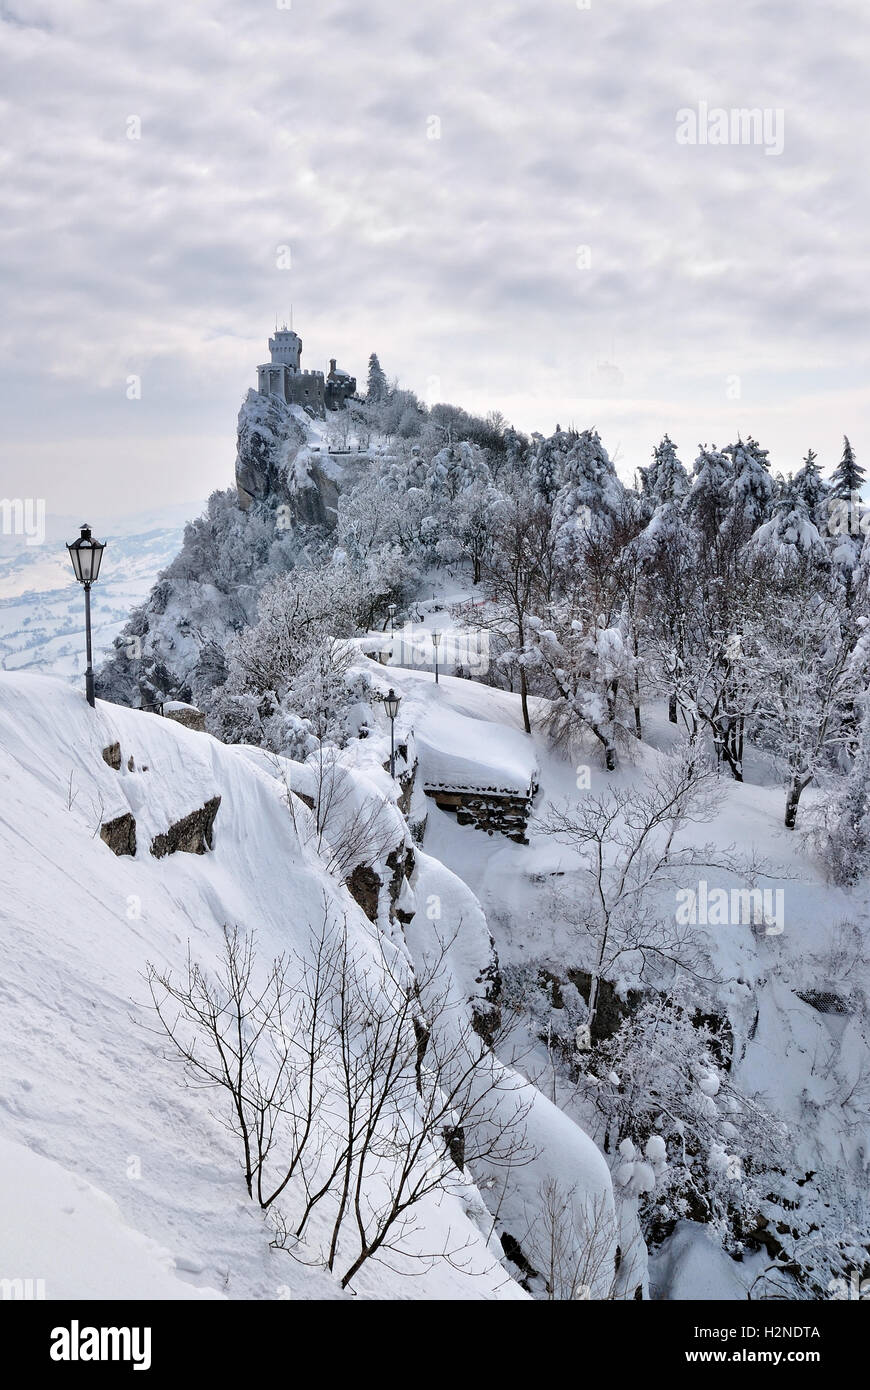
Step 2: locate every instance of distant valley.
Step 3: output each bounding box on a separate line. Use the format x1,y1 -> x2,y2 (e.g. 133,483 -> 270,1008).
0,501 -> 205,681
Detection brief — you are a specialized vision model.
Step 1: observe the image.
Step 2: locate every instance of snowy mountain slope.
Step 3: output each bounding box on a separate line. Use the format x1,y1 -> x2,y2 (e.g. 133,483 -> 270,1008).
0,503 -> 204,682
374,659 -> 870,1294
232,732 -> 618,1293
0,672 -> 530,1300
404,849 -> 617,1296
0,1136 -> 223,1301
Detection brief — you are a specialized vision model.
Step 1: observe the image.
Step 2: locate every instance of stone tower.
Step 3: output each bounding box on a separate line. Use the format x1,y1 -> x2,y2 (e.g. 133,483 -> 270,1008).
268,327 -> 302,369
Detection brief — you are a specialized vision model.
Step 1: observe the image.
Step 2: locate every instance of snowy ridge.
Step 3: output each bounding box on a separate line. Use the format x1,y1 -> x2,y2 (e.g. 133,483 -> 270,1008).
0,671 -> 618,1299
0,673 -> 525,1298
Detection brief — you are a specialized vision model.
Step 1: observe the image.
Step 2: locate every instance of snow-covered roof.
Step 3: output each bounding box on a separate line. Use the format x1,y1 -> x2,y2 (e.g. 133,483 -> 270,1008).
414,705 -> 538,797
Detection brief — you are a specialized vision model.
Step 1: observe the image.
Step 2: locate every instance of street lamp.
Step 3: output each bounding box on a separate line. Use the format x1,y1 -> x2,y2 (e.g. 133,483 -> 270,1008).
431,630 -> 442,685
384,687 -> 401,778
387,603 -> 397,633
67,524 -> 106,708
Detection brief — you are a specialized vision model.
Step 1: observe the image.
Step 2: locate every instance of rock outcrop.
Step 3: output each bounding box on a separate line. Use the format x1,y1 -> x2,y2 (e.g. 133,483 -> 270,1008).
101,742 -> 122,772
235,389 -> 338,528
150,796 -> 221,859
100,812 -> 137,857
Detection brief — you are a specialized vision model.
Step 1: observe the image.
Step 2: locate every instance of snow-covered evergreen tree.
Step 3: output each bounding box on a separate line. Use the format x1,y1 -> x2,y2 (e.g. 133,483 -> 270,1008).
366,352 -> 388,404
639,435 -> 689,510
550,428 -> 624,560
722,435 -> 774,535
829,435 -> 865,501
532,430 -> 572,504
427,440 -> 491,501
683,444 -> 732,542
792,448 -> 829,529
746,481 -> 829,572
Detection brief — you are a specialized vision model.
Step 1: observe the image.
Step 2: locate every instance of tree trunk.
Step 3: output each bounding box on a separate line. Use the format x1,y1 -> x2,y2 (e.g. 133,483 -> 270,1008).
519,665 -> 531,734
784,772 -> 811,829
668,691 -> 678,724
587,974 -> 601,1036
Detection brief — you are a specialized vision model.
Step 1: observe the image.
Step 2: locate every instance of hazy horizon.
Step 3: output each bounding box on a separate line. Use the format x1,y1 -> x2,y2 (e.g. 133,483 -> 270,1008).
2,0 -> 869,514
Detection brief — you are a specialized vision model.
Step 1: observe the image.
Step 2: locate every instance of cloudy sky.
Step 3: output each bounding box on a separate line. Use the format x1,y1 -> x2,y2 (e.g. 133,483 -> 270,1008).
1,0 -> 868,517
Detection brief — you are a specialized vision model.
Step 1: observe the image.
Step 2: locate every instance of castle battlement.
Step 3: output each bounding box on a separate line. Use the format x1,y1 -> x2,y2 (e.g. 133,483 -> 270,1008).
255,323 -> 357,417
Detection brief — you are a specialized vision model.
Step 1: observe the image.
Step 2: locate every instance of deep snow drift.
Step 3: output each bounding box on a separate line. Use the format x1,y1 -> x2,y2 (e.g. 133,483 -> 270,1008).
0,671 -> 613,1300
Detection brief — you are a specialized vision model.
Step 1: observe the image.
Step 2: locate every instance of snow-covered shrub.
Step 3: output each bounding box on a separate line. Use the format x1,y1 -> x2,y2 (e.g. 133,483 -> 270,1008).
812,699 -> 870,883
208,569 -> 366,756
577,994 -> 788,1255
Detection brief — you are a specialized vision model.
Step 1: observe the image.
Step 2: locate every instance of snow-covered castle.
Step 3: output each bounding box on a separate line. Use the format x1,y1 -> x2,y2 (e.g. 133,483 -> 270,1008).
256,326 -> 356,416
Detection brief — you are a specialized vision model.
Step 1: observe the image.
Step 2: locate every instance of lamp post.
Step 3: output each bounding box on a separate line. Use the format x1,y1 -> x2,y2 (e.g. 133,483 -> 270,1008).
67,524 -> 106,708
431,630 -> 442,685
384,687 -> 401,778
387,603 -> 396,633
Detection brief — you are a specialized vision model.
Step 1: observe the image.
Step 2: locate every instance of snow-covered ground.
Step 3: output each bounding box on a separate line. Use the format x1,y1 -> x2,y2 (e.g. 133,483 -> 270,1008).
371,646 -> 870,1296
0,672 -> 535,1300
2,567 -> 868,1298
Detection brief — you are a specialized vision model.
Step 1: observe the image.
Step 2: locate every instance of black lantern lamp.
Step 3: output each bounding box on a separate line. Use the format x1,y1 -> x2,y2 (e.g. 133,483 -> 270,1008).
384,687 -> 401,777
67,524 -> 106,708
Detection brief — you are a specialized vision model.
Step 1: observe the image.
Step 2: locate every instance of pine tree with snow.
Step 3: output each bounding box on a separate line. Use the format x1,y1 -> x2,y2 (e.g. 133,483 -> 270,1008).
746,480 -> 828,572
366,353 -> 388,404
683,444 -> 732,542
851,530 -> 870,616
722,435 -> 774,535
426,440 -> 490,502
825,440 -> 866,603
532,429 -> 571,503
502,426 -> 529,474
640,435 -> 689,509
829,435 -> 864,501
792,448 -> 829,530
551,428 -> 624,552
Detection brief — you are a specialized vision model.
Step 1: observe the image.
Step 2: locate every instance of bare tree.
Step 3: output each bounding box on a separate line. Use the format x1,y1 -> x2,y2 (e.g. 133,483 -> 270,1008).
746,563 -> 867,827
478,485 -> 554,733
300,928 -> 534,1287
146,910 -> 533,1290
145,911 -> 340,1210
539,750 -> 741,1034
517,1180 -> 644,1300
305,744 -> 402,879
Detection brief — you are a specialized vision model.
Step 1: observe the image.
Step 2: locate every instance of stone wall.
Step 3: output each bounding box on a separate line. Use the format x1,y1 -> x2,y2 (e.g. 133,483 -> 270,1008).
423,787 -> 534,844
285,369 -> 325,414
163,704 -> 206,732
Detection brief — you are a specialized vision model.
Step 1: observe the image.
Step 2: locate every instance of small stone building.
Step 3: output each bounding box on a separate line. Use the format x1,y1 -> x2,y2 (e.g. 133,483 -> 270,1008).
414,709 -> 539,844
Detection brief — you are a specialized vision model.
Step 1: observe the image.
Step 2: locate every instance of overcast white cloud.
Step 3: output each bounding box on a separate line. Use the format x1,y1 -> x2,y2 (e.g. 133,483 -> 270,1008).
1,0 -> 869,513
